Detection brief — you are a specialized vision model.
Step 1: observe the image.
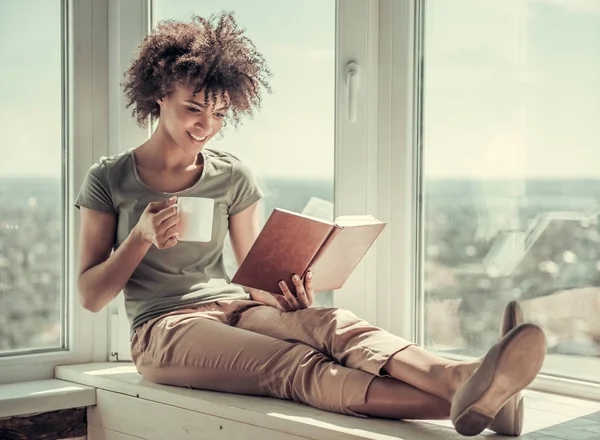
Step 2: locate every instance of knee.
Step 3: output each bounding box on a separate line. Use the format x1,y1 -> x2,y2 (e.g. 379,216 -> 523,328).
300,307 -> 373,344
323,308 -> 367,332
287,348 -> 337,400
282,346 -> 329,395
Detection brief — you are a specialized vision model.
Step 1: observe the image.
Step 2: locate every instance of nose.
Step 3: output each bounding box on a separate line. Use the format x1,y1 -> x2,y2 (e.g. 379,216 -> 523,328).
195,112 -> 213,135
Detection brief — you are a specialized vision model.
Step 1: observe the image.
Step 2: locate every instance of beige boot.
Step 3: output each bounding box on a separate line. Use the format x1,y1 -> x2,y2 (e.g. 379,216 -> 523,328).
450,323 -> 546,437
489,300 -> 525,436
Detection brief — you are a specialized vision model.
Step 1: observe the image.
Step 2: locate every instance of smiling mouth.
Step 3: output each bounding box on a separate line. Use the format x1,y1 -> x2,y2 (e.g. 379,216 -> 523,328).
188,131 -> 207,142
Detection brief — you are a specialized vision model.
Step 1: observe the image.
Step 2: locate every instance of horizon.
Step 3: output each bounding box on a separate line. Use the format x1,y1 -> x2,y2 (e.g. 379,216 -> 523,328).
5,174 -> 600,182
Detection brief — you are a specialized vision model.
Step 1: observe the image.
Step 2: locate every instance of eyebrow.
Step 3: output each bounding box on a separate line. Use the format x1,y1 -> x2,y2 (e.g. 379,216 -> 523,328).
185,99 -> 229,111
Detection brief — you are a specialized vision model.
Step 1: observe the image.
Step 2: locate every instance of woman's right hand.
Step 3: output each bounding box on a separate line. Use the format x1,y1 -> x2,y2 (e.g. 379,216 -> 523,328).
132,196 -> 180,249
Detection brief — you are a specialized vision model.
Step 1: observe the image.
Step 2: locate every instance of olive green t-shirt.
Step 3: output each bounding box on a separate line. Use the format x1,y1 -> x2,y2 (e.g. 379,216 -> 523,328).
75,148 -> 263,336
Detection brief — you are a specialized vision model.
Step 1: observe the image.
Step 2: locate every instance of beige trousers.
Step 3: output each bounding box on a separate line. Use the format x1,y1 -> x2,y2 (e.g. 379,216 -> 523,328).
131,299 -> 413,416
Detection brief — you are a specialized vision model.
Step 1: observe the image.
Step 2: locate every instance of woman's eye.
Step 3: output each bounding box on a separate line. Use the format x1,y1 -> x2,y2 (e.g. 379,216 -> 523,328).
187,106 -> 200,113
215,112 -> 225,118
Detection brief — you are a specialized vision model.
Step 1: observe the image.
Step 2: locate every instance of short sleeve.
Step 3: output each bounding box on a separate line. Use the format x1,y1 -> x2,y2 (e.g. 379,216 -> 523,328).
74,159 -> 116,215
228,157 -> 264,216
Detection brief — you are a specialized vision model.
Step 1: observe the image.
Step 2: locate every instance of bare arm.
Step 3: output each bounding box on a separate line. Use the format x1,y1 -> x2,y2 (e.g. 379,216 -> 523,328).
228,201 -> 261,267
77,198 -> 179,312
77,208 -> 151,312
228,202 -> 314,310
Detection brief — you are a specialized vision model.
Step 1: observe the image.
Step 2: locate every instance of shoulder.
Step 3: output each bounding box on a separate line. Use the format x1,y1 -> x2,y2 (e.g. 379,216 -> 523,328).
203,148 -> 243,167
87,149 -> 131,178
206,149 -> 263,213
77,151 -> 132,213
203,148 -> 253,177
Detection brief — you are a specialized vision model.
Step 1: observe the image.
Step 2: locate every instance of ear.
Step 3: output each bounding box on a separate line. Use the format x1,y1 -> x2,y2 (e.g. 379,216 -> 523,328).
156,96 -> 165,107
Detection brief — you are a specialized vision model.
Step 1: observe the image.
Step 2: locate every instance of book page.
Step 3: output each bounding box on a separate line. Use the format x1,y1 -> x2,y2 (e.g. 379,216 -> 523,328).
309,221 -> 386,291
334,215 -> 382,227
277,207 -> 334,226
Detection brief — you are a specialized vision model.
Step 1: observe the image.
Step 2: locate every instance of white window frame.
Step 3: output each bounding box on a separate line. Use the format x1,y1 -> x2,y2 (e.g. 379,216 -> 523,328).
0,0 -> 110,385
333,0 -> 419,345
333,0 -> 381,325
105,0 -> 153,362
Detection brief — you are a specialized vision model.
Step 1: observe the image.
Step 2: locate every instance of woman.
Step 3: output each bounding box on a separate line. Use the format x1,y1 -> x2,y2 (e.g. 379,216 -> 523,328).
75,13 -> 544,437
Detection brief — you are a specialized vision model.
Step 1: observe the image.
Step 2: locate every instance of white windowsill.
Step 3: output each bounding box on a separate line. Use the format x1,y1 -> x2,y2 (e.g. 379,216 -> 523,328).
53,362 -> 600,440
0,379 -> 96,418
1,363 -> 598,439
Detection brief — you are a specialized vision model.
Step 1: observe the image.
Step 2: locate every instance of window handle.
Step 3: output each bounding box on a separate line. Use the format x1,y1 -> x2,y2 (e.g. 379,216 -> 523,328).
345,61 -> 359,122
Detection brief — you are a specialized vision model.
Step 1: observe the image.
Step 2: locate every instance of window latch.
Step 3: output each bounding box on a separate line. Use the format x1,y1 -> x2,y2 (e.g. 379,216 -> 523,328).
345,61 -> 359,122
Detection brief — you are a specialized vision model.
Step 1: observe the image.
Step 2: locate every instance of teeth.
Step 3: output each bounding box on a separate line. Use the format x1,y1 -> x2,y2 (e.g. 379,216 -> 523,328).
189,132 -> 207,141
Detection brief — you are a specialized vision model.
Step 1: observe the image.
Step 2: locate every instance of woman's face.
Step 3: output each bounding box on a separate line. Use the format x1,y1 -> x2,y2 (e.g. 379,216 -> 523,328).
158,84 -> 229,155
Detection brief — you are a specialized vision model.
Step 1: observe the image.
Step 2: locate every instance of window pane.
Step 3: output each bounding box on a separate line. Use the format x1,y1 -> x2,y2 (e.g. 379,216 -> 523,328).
155,0 -> 336,307
420,0 -> 600,382
0,1 -> 64,354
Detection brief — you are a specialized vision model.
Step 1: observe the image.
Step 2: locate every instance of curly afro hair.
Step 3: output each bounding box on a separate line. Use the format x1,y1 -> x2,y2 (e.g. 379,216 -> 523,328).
123,11 -> 272,128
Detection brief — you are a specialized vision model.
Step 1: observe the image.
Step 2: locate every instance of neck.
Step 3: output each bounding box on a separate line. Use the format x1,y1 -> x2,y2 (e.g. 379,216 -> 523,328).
140,121 -> 201,172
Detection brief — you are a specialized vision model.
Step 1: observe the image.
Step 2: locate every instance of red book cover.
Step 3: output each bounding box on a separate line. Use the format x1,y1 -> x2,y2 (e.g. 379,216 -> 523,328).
232,208 -> 386,295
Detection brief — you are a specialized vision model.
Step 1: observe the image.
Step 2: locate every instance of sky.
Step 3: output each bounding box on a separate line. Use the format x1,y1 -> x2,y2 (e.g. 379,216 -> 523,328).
0,0 -> 599,179
423,0 -> 600,179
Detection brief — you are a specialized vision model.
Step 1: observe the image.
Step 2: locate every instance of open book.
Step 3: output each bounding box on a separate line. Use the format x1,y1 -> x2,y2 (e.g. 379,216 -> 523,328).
231,208 -> 386,295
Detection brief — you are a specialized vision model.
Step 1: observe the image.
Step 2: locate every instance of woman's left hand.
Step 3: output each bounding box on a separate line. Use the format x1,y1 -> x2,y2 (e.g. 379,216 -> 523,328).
277,271 -> 315,311
249,271 -> 315,312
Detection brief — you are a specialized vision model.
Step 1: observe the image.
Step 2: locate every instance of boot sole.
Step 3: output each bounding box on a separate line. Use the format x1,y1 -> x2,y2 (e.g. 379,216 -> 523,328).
490,300 -> 525,436
451,324 -> 545,436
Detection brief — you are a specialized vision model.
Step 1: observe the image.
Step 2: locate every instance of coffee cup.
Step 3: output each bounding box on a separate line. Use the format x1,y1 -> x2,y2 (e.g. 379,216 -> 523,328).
176,197 -> 214,242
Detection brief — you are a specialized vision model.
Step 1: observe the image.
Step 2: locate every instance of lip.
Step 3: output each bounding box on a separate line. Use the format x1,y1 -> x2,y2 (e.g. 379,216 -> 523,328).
187,131 -> 208,143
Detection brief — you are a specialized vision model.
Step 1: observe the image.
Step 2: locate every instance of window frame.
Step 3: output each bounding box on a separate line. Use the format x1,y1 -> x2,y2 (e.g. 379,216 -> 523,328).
3,0 -> 591,402
0,0 -> 110,385
332,0 -> 381,324
104,0 -> 153,362
332,0 -> 420,344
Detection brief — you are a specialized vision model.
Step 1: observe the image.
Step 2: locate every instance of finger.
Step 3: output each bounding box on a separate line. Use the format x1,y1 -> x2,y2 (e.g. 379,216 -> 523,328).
147,196 -> 177,213
157,211 -> 179,234
279,280 -> 299,310
162,235 -> 179,249
157,223 -> 179,248
305,270 -> 315,306
154,205 -> 178,224
259,290 -> 288,312
270,293 -> 290,312
292,274 -> 309,309
161,223 -> 179,241
166,236 -> 178,247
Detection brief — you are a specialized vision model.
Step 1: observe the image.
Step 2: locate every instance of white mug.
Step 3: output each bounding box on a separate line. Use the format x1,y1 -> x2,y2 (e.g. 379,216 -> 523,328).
176,197 -> 214,242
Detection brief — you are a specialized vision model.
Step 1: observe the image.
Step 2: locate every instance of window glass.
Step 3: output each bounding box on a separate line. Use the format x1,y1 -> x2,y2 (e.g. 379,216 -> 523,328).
420,0 -> 600,382
0,0 -> 65,354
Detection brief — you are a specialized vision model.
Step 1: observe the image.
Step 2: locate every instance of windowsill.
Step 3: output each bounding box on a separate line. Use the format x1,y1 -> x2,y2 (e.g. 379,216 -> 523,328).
0,379 -> 95,418
1,363 -> 598,439
54,362 -> 600,440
